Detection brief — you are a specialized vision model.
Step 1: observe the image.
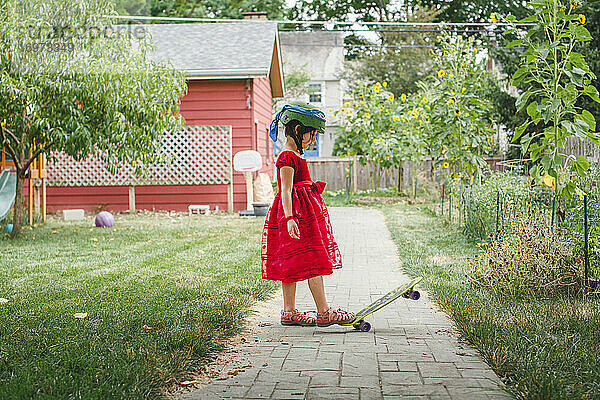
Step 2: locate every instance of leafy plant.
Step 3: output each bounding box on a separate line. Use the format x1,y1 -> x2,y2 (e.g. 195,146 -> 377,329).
505,0 -> 600,197
468,216 -> 582,297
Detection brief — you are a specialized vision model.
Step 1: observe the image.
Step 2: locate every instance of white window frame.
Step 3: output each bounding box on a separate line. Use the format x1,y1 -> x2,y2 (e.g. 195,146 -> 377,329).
306,81 -> 324,106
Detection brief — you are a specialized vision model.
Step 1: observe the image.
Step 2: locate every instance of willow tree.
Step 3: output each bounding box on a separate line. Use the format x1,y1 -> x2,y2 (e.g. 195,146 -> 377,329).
0,0 -> 187,236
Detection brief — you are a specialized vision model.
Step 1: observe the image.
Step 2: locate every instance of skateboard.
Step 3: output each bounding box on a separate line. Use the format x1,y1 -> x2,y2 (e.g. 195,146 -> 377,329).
341,277 -> 423,332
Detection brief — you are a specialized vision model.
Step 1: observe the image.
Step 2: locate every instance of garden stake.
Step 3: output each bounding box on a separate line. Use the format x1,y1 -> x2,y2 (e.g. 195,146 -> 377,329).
441,184 -> 445,216
495,190 -> 500,238
584,194 -> 589,290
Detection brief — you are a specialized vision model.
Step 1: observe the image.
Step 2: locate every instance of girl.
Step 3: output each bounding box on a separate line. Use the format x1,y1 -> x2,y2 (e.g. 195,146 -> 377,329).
261,101 -> 355,327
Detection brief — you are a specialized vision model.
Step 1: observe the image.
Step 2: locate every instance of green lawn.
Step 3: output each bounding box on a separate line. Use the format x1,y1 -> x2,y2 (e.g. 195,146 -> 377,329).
0,213 -> 276,399
382,204 -> 600,400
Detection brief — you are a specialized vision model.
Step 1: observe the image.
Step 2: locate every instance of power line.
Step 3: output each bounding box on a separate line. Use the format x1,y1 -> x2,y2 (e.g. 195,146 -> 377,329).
104,14 -> 533,27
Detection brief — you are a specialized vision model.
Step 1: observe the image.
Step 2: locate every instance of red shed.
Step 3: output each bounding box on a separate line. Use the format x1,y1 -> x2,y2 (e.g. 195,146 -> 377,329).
45,21 -> 284,213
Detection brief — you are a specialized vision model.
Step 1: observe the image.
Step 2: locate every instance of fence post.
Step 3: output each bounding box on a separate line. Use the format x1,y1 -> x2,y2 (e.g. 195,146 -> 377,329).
584,194 -> 589,290
551,196 -> 556,232
347,158 -> 352,203
441,184 -> 445,216
495,190 -> 500,237
414,176 -> 418,200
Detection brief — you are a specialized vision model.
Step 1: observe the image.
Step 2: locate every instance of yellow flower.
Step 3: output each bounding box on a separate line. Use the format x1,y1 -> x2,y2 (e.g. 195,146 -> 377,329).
365,112 -> 370,117
443,51 -> 448,57
383,81 -> 388,87
490,13 -> 498,23
462,87 -> 466,93
575,187 -> 586,200
402,130 -> 408,135
422,97 -> 428,104
579,14 -> 586,24
328,108 -> 332,112
341,108 -> 346,113
454,110 -> 460,116
448,98 -> 455,104
473,48 -> 478,53
360,100 -> 364,105
542,173 -> 556,188
389,94 -> 394,101
348,109 -> 353,114
448,73 -> 454,79
401,93 -> 407,102
392,115 -> 400,122
438,70 -> 445,78
5,51 -> 8,60
443,162 -> 449,168
379,107 -> 383,111
345,102 -> 350,107
419,121 -> 423,126
425,104 -> 430,110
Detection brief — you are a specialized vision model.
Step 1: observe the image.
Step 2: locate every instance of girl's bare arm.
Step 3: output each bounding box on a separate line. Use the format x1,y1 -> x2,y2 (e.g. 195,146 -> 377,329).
280,166 -> 300,239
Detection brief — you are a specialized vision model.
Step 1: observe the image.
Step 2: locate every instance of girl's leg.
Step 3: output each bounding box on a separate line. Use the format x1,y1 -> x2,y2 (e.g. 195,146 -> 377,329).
307,275 -> 329,313
282,282 -> 297,311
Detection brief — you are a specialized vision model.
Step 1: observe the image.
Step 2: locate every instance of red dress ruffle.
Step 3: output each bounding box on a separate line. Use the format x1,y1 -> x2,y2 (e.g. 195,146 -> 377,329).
261,151 -> 343,282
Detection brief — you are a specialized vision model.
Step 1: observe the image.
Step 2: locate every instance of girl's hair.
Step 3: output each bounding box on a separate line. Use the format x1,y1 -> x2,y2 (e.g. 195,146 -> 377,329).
284,120 -> 315,155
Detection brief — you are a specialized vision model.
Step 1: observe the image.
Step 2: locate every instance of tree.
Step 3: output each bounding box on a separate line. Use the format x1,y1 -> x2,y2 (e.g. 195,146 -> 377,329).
0,0 -> 187,236
342,5 -> 442,96
149,0 -> 287,20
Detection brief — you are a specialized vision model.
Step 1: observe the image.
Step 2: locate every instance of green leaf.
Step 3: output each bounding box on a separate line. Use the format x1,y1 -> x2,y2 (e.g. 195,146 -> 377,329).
507,39 -> 523,48
518,14 -> 538,23
513,67 -> 530,86
513,120 -> 532,142
583,85 -> 600,103
573,25 -> 592,42
526,101 -> 539,118
578,110 -> 596,131
515,90 -> 532,112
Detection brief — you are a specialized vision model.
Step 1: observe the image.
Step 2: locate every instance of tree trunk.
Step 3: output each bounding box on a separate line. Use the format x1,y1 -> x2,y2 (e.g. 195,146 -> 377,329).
12,170 -> 24,237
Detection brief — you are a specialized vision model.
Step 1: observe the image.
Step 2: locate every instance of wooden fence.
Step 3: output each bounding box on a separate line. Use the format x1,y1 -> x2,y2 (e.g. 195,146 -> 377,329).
306,156 -> 505,192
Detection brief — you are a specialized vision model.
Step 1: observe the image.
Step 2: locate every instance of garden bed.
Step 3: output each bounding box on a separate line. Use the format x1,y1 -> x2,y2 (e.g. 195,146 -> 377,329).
383,204 -> 600,399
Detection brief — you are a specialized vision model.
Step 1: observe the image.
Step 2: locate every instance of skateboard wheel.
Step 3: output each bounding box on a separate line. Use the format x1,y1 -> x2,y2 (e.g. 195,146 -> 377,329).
359,321 -> 371,332
410,291 -> 420,300
402,292 -> 410,299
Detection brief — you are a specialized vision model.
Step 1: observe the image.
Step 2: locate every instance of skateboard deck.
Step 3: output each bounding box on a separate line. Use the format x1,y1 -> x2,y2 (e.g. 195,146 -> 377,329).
342,276 -> 423,332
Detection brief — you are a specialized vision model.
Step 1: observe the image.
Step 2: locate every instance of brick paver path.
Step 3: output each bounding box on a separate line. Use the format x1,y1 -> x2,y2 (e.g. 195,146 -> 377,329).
181,207 -> 513,400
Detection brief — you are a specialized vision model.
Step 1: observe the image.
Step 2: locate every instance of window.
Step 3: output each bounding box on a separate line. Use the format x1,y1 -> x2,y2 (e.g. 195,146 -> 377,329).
307,82 -> 323,104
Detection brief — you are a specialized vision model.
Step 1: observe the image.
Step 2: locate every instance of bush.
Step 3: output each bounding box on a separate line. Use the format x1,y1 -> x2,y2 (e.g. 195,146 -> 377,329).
468,216 -> 583,297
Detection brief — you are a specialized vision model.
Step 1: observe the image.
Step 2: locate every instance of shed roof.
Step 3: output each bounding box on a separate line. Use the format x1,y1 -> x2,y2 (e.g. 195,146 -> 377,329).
143,22 -> 284,97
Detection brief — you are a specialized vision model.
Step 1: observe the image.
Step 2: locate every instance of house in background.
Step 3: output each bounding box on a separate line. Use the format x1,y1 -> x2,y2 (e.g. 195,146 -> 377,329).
277,30 -> 345,157
45,21 -> 284,213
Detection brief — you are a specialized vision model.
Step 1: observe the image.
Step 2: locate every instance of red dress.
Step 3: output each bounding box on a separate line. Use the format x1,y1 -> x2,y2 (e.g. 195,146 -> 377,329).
261,151 -> 343,282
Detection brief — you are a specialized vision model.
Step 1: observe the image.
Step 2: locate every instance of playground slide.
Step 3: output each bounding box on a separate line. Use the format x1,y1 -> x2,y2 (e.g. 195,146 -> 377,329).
0,168 -> 16,221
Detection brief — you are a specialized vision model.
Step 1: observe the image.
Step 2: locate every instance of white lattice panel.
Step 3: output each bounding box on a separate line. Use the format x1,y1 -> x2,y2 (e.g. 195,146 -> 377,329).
47,125 -> 232,186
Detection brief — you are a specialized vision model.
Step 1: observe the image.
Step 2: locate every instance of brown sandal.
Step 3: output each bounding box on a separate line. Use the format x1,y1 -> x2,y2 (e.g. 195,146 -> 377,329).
316,307 -> 355,327
281,309 -> 317,326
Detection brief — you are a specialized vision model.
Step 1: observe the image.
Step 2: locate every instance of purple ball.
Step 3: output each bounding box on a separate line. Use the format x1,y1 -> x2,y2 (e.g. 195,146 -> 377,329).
95,211 -> 114,228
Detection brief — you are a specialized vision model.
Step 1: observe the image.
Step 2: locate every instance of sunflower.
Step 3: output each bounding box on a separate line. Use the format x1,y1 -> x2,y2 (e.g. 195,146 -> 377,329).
401,93 -> 407,102
383,81 -> 388,87
392,115 -> 400,122
438,70 -> 445,78
454,110 -> 461,116
422,97 -> 428,104
402,130 -> 408,135
490,13 -> 498,23
443,162 -> 449,168
579,14 -> 586,24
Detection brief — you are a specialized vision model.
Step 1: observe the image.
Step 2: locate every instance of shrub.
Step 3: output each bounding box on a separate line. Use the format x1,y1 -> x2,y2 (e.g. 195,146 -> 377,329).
468,216 -> 583,297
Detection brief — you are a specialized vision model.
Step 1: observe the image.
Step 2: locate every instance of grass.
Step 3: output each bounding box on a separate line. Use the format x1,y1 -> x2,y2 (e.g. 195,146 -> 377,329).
0,213 -> 277,399
381,204 -> 600,400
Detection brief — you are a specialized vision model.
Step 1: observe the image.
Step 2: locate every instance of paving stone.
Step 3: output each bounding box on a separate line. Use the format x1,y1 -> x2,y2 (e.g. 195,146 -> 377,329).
380,371 -> 422,385
306,386 -> 360,400
243,383 -> 276,399
271,388 -> 306,399
381,384 -> 450,397
417,361 -> 462,378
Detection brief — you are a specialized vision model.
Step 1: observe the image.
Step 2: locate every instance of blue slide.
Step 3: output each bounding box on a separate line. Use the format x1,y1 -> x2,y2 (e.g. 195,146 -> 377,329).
0,168 -> 16,221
